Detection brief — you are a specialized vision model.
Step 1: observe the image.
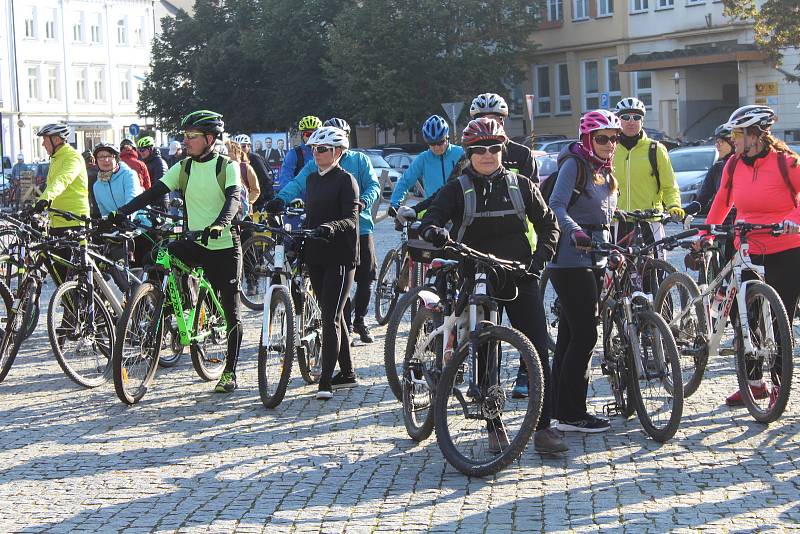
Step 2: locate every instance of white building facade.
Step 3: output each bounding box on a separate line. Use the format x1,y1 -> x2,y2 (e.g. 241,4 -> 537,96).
1,0 -> 166,162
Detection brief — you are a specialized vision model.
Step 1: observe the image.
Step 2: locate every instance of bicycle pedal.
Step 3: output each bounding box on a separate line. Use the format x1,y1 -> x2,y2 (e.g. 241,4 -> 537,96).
603,402 -> 623,417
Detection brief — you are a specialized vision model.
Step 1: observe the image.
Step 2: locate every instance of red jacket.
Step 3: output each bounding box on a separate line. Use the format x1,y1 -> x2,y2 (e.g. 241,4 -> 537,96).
120,150 -> 151,190
706,149 -> 800,255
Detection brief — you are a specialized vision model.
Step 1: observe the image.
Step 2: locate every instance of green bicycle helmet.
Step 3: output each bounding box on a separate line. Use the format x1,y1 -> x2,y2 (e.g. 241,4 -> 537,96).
180,109 -> 225,137
136,136 -> 156,149
298,115 -> 322,132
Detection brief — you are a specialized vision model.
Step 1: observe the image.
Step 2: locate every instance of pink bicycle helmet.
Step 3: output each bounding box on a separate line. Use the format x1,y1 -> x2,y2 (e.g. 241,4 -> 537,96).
579,109 -> 621,136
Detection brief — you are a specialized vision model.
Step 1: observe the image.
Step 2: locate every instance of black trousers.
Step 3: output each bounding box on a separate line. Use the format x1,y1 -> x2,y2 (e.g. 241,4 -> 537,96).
549,267 -> 603,422
497,277 -> 553,431
344,234 -> 377,324
307,263 -> 355,390
167,240 -> 243,374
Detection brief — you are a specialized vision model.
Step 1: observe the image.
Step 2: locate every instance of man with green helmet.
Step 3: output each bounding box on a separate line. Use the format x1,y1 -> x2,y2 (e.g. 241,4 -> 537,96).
137,136 -> 169,207
114,109 -> 244,393
277,115 -> 321,190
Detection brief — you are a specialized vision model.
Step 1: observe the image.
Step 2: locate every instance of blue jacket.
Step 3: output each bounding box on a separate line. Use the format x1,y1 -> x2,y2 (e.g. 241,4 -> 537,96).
279,150 -> 381,235
93,162 -> 142,216
277,144 -> 313,191
389,144 -> 464,207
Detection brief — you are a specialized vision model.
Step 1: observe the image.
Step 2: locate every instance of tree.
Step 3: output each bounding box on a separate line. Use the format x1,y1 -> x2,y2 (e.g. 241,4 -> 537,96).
323,0 -> 541,137
723,0 -> 800,80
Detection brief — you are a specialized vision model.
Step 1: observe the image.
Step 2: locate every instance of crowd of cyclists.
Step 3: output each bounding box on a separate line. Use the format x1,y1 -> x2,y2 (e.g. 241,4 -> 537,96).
3,89 -> 799,474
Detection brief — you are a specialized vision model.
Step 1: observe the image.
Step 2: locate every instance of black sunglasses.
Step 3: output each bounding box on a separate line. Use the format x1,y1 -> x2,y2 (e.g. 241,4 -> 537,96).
312,145 -> 333,154
428,140 -> 447,147
593,134 -> 619,145
468,144 -> 503,155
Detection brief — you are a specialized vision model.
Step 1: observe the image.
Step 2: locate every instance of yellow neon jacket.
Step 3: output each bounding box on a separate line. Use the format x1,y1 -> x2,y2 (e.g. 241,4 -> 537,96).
39,144 -> 89,228
613,131 -> 681,213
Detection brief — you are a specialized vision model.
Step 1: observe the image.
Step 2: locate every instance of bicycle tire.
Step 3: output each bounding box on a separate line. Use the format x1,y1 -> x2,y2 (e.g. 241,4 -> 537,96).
539,267 -> 558,353
384,285 -> 428,402
0,279 -> 15,382
20,300 -> 40,341
190,286 -> 227,381
297,279 -> 322,385
627,309 -> 683,442
48,281 -> 114,388
639,257 -> 675,296
0,228 -> 22,291
112,282 -> 164,405
698,248 -> 721,287
735,282 -> 793,424
401,307 -> 442,442
158,322 -> 184,368
375,248 -> 401,325
601,305 -> 636,419
241,235 -> 274,311
0,278 -> 37,383
258,286 -> 295,409
434,325 -> 543,477
654,271 -> 709,398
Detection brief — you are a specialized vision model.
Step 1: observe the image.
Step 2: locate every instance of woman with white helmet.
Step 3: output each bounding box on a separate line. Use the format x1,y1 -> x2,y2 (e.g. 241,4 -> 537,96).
548,109 -> 621,434
699,105 -> 800,409
301,126 -> 361,399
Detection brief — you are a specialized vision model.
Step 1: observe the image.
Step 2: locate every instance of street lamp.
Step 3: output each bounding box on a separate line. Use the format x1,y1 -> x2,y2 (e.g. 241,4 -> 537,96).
673,72 -> 680,95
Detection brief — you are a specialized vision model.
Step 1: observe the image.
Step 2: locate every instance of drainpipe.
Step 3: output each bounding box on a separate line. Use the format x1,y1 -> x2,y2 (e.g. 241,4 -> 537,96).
10,0 -> 22,154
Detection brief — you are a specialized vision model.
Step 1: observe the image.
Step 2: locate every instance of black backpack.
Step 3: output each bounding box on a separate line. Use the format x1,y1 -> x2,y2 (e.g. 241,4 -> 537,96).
648,140 -> 661,191
540,154 -> 588,209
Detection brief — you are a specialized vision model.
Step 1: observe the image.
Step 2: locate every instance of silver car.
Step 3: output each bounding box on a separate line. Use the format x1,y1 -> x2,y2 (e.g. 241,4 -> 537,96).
668,145 -> 718,206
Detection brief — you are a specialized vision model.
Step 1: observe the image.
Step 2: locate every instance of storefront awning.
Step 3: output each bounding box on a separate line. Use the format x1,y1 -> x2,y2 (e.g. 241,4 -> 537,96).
65,121 -> 113,130
618,43 -> 766,72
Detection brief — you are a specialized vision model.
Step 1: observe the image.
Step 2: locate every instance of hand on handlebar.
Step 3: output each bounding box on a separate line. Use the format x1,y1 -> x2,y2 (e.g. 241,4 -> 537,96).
395,206 -> 417,225
668,206 -> 686,222
312,224 -> 334,241
265,198 -> 286,213
421,225 -> 450,248
33,198 -> 51,214
571,229 -> 592,251
201,225 -> 224,246
691,234 -> 713,251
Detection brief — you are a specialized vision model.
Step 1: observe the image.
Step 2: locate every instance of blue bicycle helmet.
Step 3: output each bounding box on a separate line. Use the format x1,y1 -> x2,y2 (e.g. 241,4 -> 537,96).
421,115 -> 449,143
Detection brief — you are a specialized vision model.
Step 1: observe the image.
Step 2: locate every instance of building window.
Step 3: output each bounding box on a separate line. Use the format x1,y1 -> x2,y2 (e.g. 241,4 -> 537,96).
117,18 -> 127,45
657,0 -> 674,7
24,9 -> 36,38
686,0 -> 704,4
45,14 -> 56,40
90,14 -> 102,43
631,0 -> 649,11
134,18 -> 145,45
634,71 -> 653,109
547,0 -> 563,21
93,69 -> 105,101
75,68 -> 87,101
572,0 -> 589,20
47,66 -> 59,100
27,66 -> 40,101
583,60 -> 599,110
606,58 -> 621,108
535,66 -> 551,115
120,72 -> 131,101
598,0 -> 614,16
556,64 -> 571,114
73,13 -> 84,42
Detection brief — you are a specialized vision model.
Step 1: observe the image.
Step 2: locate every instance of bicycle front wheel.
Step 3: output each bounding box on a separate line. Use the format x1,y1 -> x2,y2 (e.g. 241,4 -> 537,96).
296,279 -> 322,385
402,307 -> 442,442
112,282 -> 164,404
258,286 -> 295,409
735,282 -> 792,424
0,278 -> 37,383
48,281 -> 114,388
384,285 -> 428,401
434,325 -> 543,477
241,235 -> 274,311
601,305 -> 636,419
190,286 -> 227,381
375,248 -> 401,325
627,310 -> 683,442
654,272 -> 709,397
539,267 -> 558,353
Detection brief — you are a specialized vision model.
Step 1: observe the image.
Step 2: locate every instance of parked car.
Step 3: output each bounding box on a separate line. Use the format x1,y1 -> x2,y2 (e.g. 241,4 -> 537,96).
645,128 -> 681,150
352,149 -> 403,199
535,139 -> 575,154
384,152 -> 416,173
536,154 -> 559,185
513,134 -> 567,150
668,145 -> 718,207
371,142 -> 427,156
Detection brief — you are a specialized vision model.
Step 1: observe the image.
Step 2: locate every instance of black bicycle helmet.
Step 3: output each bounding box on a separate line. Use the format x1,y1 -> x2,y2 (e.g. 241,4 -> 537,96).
180,109 -> 225,137
93,142 -> 120,159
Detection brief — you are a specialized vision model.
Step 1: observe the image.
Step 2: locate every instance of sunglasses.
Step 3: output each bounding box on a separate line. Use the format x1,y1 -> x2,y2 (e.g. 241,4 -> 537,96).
184,131 -> 205,140
468,144 -> 503,155
312,145 -> 334,154
593,134 -> 619,145
428,140 -> 447,147
619,114 -> 643,122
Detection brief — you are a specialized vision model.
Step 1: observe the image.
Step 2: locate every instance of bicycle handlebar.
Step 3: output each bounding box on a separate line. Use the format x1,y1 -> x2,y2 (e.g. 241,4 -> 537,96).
691,222 -> 784,238
442,241 -> 528,276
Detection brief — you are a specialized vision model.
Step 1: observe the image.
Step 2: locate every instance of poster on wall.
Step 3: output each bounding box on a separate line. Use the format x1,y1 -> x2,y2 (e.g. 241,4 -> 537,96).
251,132 -> 289,171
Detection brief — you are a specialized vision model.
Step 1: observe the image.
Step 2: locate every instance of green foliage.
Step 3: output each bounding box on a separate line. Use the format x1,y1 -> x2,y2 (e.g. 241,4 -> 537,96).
139,0 -> 541,135
723,0 -> 800,77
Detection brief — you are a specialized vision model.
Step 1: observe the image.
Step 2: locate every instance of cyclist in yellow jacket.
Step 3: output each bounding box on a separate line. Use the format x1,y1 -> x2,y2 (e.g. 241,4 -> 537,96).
612,98 -> 683,247
33,123 -> 90,281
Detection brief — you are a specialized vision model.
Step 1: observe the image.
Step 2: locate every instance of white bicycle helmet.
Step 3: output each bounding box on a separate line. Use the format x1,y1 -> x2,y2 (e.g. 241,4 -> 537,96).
615,97 -> 647,117
232,134 -> 251,145
323,117 -> 351,135
36,123 -> 72,139
469,93 -> 509,118
307,126 -> 349,150
723,105 -> 776,131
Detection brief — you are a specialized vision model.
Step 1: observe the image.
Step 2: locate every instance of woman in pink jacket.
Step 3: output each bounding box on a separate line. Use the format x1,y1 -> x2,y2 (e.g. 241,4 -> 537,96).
703,105 -> 800,407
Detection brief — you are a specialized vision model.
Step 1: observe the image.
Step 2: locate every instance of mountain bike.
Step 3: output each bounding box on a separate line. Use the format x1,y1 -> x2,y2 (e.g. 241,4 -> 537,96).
655,223 -> 793,423
375,220 -> 429,325
431,241 -> 544,477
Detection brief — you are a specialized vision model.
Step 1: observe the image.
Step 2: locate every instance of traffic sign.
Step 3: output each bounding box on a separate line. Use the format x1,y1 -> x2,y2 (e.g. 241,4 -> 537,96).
600,93 -> 610,110
441,102 -> 464,124
129,123 -> 141,136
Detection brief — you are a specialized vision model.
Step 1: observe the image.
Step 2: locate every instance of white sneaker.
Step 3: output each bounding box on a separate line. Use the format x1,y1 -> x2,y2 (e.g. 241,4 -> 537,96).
316,389 -> 333,400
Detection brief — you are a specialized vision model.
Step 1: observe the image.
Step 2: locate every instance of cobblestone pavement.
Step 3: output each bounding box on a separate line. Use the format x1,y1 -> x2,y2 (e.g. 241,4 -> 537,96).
1,215 -> 799,533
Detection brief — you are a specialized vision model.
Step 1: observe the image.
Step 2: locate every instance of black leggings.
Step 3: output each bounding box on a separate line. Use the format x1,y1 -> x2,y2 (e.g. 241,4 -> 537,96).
549,267 -> 602,422
344,234 -> 377,324
497,277 -> 553,431
167,240 -> 243,374
307,263 -> 355,389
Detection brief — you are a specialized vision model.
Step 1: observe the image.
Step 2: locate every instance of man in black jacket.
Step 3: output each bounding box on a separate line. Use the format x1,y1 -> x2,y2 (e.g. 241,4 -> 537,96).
234,134 -> 274,209
137,136 -> 169,208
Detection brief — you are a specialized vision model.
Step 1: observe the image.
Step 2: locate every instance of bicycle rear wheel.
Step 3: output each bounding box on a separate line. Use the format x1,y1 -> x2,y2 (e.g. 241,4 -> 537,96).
241,235 -> 274,311
654,272 -> 709,397
48,281 -> 114,388
375,248 -> 401,325
112,282 -> 164,405
538,267 -> 558,353
627,310 -> 683,442
297,279 -> 322,385
384,285 -> 428,401
601,306 -> 636,418
434,325 -> 543,477
735,282 -> 792,424
258,286 -> 295,409
0,278 -> 36,383
190,285 -> 227,381
402,308 -> 442,442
